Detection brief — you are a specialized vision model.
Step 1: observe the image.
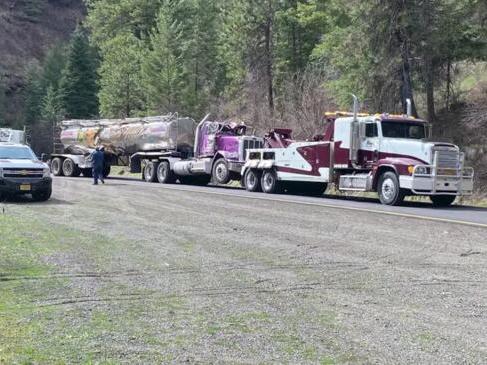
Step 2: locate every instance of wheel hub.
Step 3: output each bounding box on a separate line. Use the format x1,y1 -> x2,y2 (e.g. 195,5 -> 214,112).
263,174 -> 274,190
382,178 -> 396,200
247,172 -> 256,187
216,164 -> 227,181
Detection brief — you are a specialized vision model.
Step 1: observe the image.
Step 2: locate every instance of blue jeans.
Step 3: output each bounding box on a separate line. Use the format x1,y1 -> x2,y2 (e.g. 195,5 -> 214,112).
93,166 -> 103,184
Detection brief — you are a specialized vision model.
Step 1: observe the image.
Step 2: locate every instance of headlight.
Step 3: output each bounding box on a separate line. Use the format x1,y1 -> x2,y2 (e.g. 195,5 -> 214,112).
43,167 -> 51,178
415,166 -> 429,175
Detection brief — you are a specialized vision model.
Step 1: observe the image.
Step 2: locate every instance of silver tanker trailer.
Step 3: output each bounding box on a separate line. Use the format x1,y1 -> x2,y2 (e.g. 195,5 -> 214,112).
50,114 -> 196,178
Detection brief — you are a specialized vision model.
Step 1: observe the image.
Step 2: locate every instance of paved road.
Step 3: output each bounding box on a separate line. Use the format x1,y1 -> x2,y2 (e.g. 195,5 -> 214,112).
65,176 -> 487,228
4,175 -> 485,363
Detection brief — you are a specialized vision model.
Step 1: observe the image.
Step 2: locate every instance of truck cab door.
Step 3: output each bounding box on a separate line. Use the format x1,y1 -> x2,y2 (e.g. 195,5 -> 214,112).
360,121 -> 380,166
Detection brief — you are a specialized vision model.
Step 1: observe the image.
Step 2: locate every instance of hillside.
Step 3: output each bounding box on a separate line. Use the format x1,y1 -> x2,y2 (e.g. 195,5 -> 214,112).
0,0 -> 85,126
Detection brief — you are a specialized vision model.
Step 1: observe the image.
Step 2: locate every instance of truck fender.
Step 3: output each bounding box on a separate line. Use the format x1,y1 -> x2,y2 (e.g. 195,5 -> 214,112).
372,164 -> 398,190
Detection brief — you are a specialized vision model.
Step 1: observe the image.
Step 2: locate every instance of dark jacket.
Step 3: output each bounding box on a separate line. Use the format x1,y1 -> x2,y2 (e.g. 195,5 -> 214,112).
90,150 -> 104,169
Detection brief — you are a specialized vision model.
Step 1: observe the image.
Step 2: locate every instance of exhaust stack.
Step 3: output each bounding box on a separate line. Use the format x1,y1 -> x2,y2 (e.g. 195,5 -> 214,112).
351,94 -> 359,121
194,113 -> 211,158
406,98 -> 412,117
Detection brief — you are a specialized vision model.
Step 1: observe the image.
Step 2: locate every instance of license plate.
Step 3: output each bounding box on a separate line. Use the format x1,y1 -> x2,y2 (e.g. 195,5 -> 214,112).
19,184 -> 31,191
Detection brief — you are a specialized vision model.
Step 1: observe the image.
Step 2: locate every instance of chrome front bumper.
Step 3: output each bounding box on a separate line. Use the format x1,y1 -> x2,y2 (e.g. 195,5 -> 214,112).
399,166 -> 474,195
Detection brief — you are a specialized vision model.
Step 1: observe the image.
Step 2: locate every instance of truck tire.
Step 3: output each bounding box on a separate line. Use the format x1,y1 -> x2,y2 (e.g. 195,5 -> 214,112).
143,161 -> 158,182
62,158 -> 81,177
32,188 -> 52,202
212,158 -> 231,185
430,195 -> 456,207
51,157 -> 64,176
261,169 -> 281,194
378,171 -> 405,206
157,161 -> 176,184
244,169 -> 261,192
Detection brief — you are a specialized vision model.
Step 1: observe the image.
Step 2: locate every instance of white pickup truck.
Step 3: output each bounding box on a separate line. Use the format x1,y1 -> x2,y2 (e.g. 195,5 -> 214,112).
0,140 -> 52,201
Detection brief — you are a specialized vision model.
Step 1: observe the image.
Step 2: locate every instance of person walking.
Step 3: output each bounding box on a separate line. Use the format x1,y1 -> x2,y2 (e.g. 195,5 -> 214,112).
90,146 -> 105,185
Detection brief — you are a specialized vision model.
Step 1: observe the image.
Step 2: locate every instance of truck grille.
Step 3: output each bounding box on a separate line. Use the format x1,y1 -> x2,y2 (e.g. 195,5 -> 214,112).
239,137 -> 264,161
434,149 -> 460,169
243,139 -> 264,151
3,168 -> 44,178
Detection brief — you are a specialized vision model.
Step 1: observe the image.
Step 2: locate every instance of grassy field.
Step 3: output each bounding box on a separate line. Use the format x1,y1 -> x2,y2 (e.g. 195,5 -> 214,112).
0,203 -> 363,364
0,215 -> 119,364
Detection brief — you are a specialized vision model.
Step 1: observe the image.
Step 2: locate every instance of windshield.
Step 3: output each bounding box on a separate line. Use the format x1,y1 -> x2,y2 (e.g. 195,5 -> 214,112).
381,121 -> 426,139
0,146 -> 36,159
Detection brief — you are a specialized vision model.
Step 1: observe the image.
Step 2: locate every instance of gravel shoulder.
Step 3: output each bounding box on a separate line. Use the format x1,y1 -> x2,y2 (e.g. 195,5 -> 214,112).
1,177 -> 486,364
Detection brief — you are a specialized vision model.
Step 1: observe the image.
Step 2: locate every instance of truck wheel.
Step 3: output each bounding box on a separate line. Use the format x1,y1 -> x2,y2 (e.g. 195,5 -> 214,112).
62,158 -> 80,177
51,157 -> 64,176
32,188 -> 52,202
244,169 -> 261,192
430,195 -> 456,207
212,158 -> 231,185
378,171 -> 405,206
261,169 -> 281,194
103,165 -> 111,178
157,161 -> 176,184
143,161 -> 158,182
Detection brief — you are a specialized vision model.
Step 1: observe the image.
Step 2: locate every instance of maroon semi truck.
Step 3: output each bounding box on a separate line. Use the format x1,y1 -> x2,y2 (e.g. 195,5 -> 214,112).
242,98 -> 474,206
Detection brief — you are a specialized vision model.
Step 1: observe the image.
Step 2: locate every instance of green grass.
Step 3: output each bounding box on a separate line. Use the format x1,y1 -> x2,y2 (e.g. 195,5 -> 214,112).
109,165 -> 140,179
0,212 -> 365,364
0,215 -> 139,364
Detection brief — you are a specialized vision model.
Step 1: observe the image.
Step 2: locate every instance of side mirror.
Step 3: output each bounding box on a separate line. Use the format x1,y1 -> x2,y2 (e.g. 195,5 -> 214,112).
40,153 -> 48,162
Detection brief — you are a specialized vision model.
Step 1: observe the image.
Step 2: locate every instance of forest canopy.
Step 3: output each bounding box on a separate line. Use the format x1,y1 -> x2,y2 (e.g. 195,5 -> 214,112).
11,0 -> 487,141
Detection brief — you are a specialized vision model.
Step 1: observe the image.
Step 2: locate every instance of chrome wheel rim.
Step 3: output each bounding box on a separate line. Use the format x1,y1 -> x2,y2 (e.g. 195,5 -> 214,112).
215,163 -> 227,182
145,165 -> 153,180
158,165 -> 167,181
263,173 -> 274,191
246,171 -> 256,188
63,160 -> 72,175
382,178 -> 396,201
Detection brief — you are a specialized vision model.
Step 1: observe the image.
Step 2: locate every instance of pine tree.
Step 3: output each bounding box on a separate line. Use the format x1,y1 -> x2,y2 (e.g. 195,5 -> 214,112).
98,33 -> 146,117
23,63 -> 44,125
142,7 -> 183,114
41,44 -> 67,93
41,86 -> 64,123
59,27 -> 99,119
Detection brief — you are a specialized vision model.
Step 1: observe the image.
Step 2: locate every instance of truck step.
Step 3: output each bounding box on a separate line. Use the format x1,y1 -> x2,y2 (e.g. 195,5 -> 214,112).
339,174 -> 372,191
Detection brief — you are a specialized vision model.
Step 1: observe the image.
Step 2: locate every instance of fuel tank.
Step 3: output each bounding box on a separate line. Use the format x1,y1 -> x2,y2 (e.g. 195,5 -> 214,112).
59,115 -> 196,155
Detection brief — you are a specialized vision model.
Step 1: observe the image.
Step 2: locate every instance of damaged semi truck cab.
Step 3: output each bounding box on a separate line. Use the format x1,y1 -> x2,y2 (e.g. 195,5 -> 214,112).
163,117 -> 264,185
325,103 -> 474,206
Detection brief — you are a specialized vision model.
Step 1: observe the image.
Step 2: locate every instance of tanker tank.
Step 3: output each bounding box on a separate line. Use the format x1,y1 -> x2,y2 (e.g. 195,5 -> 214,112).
59,115 -> 196,156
